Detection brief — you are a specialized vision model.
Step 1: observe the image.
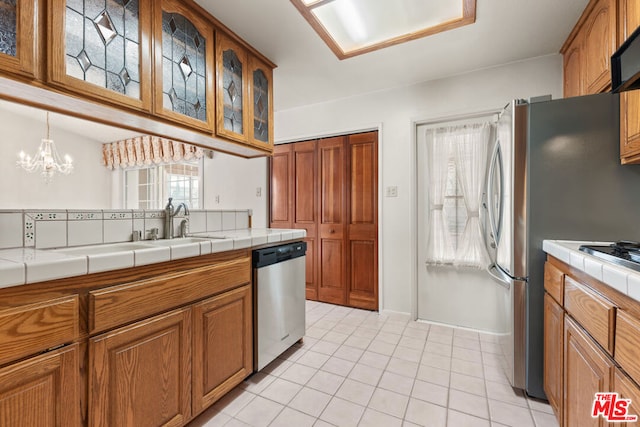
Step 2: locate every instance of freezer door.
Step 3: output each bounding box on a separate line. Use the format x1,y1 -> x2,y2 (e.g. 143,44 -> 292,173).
487,263 -> 526,389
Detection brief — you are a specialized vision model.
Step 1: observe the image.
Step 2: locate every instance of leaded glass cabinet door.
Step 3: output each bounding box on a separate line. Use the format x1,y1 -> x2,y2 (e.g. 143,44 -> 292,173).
153,0 -> 214,132
248,55 -> 273,150
215,32 -> 249,143
0,0 -> 36,77
48,0 -> 152,110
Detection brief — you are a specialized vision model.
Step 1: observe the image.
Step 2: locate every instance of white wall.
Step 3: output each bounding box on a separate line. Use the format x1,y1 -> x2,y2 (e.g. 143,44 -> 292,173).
273,54 -> 564,314
0,109 -> 112,209
202,152 -> 269,228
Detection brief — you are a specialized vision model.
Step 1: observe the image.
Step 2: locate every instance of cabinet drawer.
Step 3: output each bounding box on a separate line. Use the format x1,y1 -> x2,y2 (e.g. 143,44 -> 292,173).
544,262 -> 564,305
615,310 -> 640,385
564,276 -> 615,354
0,295 -> 79,366
89,256 -> 250,334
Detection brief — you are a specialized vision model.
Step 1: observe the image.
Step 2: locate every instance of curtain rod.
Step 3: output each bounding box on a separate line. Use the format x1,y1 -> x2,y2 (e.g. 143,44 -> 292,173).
415,107 -> 502,127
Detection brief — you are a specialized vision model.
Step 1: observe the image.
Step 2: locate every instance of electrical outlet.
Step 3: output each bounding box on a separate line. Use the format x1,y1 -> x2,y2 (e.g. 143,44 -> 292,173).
215,195 -> 220,204
256,187 -> 262,197
386,186 -> 398,197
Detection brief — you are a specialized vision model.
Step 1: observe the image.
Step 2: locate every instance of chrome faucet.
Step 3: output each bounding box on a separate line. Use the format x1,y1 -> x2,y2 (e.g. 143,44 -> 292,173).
164,197 -> 190,239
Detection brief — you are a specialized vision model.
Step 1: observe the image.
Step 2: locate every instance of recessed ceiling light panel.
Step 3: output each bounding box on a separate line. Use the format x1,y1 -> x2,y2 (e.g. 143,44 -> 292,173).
291,0 -> 476,59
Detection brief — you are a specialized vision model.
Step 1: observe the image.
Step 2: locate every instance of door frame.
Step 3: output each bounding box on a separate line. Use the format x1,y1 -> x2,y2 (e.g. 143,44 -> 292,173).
410,109 -> 501,320
275,123 -> 384,311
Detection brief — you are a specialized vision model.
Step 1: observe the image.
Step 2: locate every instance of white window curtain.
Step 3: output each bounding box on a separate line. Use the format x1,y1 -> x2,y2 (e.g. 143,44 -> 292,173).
424,128 -> 455,264
424,122 -> 492,268
454,123 -> 491,268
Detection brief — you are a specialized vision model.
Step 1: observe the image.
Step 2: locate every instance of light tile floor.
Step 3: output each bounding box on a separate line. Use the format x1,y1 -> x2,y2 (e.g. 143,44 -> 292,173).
189,301 -> 560,427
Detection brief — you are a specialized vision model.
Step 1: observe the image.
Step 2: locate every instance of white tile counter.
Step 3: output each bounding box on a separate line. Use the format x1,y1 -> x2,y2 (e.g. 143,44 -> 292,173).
0,229 -> 306,290
543,240 -> 640,302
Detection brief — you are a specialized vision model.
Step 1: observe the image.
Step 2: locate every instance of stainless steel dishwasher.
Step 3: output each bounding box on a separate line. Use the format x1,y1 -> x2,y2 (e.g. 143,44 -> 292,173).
253,241 -> 306,371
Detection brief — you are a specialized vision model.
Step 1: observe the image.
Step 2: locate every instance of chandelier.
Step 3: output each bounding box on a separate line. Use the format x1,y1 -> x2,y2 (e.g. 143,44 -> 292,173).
17,112 -> 73,183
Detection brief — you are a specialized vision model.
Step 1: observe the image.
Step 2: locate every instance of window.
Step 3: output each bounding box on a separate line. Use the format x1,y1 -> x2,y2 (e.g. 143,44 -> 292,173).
124,160 -> 202,209
443,159 -> 467,253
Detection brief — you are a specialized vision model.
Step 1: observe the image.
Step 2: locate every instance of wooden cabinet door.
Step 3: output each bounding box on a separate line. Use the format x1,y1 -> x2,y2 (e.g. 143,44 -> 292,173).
544,293 -> 564,422
564,315 -> 614,427
293,141 -> 319,300
346,132 -> 378,310
270,144 -> 293,228
564,35 -> 583,98
48,0 -> 152,110
582,0 -> 616,94
318,136 -> 347,305
619,0 -> 640,163
612,368 -> 640,426
248,55 -> 274,150
153,0 -> 214,131
0,344 -> 79,427
0,0 -> 36,78
192,284 -> 252,414
216,32 -> 249,143
89,308 -> 192,427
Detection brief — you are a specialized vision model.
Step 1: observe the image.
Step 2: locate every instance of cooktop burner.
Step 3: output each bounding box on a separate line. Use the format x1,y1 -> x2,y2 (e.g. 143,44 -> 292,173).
579,241 -> 640,272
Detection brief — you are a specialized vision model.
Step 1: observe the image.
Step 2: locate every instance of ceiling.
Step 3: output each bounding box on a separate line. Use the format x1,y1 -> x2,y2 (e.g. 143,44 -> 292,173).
196,0 -> 590,111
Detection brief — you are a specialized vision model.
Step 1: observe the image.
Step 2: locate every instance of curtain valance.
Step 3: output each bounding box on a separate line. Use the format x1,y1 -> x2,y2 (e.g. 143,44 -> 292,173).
102,135 -> 205,170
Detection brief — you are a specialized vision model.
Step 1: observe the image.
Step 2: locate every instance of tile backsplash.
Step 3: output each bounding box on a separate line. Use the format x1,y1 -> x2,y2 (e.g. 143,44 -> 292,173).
0,209 -> 251,250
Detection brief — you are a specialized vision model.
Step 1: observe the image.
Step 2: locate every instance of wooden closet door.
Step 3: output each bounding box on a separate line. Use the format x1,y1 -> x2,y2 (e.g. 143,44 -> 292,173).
293,141 -> 319,300
270,144 -> 293,228
318,137 -> 347,305
346,132 -> 378,310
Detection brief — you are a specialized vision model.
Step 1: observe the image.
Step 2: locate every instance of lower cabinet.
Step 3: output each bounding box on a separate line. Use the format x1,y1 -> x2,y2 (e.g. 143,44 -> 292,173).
544,293 -> 564,421
612,368 -> 640,427
89,284 -> 253,427
193,284 -> 252,412
564,315 -> 614,427
89,308 -> 192,427
0,344 -> 79,427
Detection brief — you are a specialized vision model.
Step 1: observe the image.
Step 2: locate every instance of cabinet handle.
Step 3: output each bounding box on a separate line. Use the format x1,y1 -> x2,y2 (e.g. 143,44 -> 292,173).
330,229 -> 335,234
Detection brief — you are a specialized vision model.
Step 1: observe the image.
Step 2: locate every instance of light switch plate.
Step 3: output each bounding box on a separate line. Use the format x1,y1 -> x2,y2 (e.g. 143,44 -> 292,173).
385,186 -> 398,197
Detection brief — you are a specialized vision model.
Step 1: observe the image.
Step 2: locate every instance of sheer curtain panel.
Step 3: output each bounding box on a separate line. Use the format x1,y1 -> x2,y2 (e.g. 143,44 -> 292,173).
424,128 -> 455,264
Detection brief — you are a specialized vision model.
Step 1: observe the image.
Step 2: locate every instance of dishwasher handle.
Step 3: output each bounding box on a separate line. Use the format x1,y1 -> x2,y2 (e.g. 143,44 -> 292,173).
253,241 -> 307,268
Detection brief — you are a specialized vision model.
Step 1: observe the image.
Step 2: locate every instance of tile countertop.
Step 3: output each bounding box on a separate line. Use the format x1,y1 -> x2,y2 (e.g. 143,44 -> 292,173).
543,240 -> 640,303
0,228 -> 306,290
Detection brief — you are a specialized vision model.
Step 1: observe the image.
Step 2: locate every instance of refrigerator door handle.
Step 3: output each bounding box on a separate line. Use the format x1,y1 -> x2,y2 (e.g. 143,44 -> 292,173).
486,142 -> 501,248
487,263 -> 510,289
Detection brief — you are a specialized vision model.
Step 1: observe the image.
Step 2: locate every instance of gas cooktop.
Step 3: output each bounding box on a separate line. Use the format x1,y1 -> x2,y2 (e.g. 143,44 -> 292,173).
579,241 -> 640,273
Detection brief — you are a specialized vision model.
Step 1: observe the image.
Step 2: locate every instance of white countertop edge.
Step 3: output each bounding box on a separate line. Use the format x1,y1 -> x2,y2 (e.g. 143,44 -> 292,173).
0,229 -> 304,287
543,240 -> 640,304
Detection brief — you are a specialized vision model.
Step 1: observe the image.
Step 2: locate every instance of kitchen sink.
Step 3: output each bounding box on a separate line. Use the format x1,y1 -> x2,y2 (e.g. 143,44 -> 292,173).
145,237 -> 215,246
51,242 -> 155,255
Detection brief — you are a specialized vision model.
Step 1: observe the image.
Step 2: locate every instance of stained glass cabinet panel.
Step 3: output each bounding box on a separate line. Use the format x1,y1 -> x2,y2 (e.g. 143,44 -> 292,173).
0,0 -> 36,78
47,0 -> 152,111
248,55 -> 273,150
153,0 -> 214,132
215,32 -> 249,143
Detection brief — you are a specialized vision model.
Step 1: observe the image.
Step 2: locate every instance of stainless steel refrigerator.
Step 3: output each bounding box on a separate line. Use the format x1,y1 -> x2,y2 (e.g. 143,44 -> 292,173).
482,92 -> 640,399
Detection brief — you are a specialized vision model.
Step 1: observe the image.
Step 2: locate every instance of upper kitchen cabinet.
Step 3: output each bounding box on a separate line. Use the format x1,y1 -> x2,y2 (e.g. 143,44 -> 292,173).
248,55 -> 273,150
619,0 -> 640,164
582,0 -> 616,93
153,0 -> 214,132
561,0 -> 616,97
48,0 -> 152,110
215,32 -> 249,143
563,35 -> 583,98
0,0 -> 36,78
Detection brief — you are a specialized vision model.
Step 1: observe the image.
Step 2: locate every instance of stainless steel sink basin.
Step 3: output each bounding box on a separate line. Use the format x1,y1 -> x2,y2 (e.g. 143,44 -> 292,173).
145,237 -> 213,246
51,242 -> 154,255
